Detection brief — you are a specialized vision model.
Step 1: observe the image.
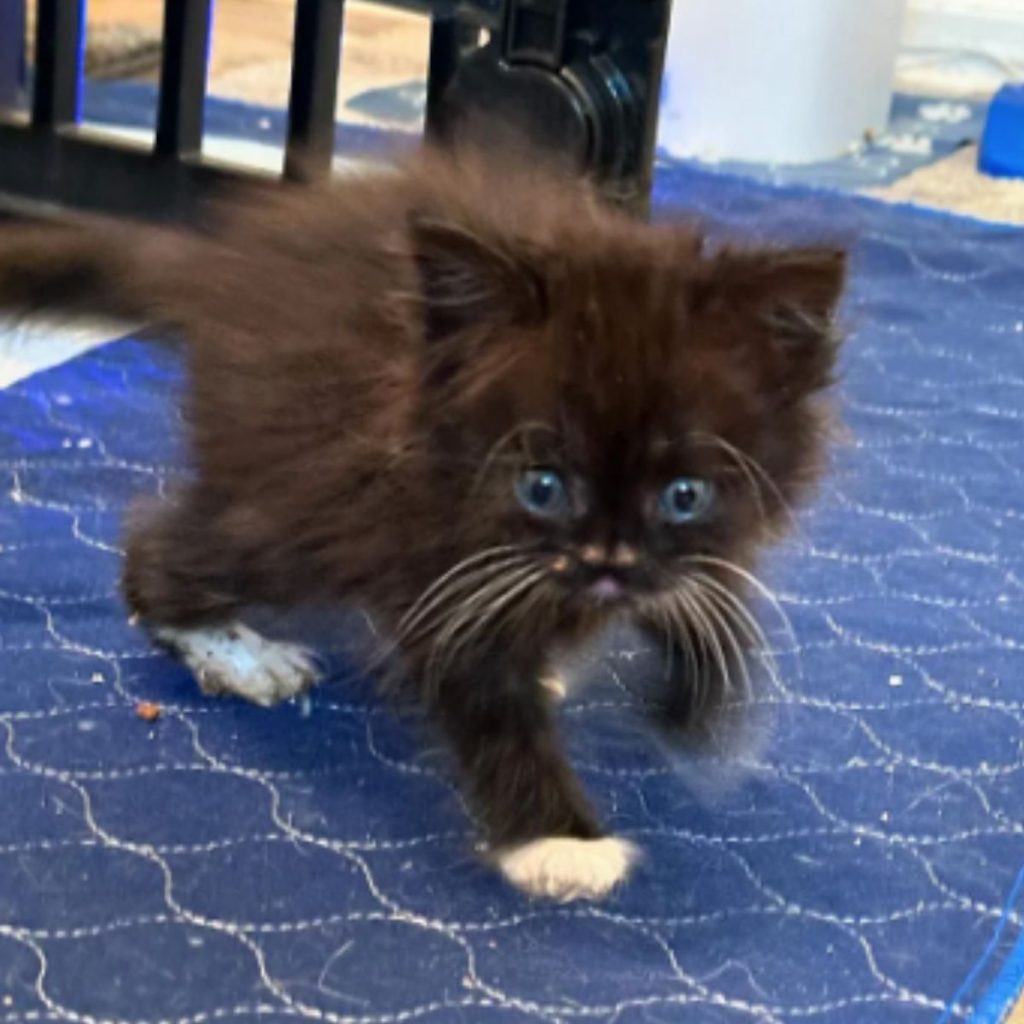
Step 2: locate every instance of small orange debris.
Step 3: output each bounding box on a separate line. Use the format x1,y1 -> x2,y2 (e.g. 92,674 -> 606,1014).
135,701 -> 162,722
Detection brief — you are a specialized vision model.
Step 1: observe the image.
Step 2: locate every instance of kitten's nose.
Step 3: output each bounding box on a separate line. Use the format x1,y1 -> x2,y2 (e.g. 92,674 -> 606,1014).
579,543 -> 637,569
577,544 -> 638,601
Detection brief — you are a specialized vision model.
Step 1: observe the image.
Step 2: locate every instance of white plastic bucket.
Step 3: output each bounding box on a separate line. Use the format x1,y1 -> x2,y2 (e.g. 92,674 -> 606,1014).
657,0 -> 909,165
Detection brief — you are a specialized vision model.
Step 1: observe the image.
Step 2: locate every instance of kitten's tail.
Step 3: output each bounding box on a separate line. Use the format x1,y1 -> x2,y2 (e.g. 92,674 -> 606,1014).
0,215 -> 191,321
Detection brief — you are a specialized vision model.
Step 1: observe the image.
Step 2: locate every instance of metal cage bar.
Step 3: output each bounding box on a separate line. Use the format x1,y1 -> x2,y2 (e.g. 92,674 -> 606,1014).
0,0 -> 27,111
31,0 -> 84,128
424,15 -> 460,143
0,0 -> 671,223
285,0 -> 346,181
156,0 -> 213,158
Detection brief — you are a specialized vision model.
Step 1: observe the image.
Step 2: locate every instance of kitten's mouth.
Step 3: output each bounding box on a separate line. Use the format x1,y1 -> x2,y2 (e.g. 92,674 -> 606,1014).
588,575 -> 626,603
549,555 -> 640,606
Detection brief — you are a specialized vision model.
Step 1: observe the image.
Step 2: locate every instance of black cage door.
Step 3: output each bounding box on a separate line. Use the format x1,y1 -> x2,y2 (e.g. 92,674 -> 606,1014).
0,0 -> 671,222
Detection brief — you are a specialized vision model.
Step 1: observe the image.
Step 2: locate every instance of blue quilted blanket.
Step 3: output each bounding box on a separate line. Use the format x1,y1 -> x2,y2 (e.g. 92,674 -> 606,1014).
1,166 -> 1023,1023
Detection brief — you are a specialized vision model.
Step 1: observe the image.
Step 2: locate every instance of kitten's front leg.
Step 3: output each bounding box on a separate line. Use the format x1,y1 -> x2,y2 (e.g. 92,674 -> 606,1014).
429,658 -> 637,901
123,497 -> 320,706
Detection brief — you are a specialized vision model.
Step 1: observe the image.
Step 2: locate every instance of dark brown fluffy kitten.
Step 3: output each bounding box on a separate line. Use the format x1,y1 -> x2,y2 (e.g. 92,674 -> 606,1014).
0,147 -> 845,900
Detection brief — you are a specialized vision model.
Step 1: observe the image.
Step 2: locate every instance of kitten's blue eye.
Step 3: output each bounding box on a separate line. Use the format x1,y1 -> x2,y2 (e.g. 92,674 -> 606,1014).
659,477 -> 713,524
516,469 -> 569,518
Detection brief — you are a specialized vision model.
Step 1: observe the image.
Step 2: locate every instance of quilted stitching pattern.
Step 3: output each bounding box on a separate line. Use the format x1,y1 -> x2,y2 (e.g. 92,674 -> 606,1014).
0,167 -> 1022,1022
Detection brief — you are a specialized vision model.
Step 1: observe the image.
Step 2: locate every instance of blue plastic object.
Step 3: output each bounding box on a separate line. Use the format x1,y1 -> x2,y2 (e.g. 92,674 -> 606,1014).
978,83 -> 1024,178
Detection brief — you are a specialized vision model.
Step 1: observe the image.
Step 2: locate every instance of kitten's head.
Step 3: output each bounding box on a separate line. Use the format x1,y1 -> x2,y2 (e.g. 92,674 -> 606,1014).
403,202 -> 846,627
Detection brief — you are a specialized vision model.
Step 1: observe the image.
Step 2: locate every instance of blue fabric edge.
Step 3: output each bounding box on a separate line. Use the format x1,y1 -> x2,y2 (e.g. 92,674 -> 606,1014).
972,930 -> 1024,1024
935,863 -> 1024,1023
969,919 -> 1024,1024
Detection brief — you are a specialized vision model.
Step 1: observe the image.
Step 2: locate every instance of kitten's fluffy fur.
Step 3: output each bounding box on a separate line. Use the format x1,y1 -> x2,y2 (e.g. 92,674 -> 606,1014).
0,148 -> 845,900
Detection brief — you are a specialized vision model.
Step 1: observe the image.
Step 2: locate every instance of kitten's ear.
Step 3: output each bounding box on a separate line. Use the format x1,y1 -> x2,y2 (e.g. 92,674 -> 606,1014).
702,245 -> 847,395
407,212 -> 547,342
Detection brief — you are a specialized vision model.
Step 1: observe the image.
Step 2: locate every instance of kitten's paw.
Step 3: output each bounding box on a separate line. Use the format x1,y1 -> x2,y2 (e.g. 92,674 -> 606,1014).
495,836 -> 639,902
156,623 -> 319,707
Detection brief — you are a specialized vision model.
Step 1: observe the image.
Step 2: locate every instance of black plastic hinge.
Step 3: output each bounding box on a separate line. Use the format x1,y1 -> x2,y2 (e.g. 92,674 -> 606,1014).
502,0 -> 569,70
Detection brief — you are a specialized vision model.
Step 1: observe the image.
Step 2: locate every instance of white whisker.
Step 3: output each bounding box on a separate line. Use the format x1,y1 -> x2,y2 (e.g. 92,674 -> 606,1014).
368,547 -> 533,673
657,604 -> 676,685
686,566 -> 790,694
676,586 -> 732,703
471,420 -> 554,495
447,568 -> 547,667
689,572 -> 767,649
689,431 -> 800,533
680,555 -> 798,656
690,581 -> 754,701
393,554 -> 529,646
428,563 -> 540,663
396,544 -> 524,635
426,565 -> 545,690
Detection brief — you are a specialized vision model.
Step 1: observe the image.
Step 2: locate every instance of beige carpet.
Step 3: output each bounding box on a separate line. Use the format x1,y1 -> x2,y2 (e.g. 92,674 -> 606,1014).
869,143 -> 1024,224
74,0 -> 428,128
204,1 -> 428,128
1013,995 -> 1024,1024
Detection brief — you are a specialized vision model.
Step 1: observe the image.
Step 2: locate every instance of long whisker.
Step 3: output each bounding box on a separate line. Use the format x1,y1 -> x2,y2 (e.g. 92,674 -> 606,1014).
664,592 -> 702,715
422,563 -> 540,680
685,564 -> 790,694
642,599 -> 676,687
446,567 -> 548,672
433,562 -> 541,658
689,572 -> 767,650
656,587 -> 710,718
393,553 -> 530,646
470,420 -> 555,496
690,580 -> 754,701
452,566 -> 545,652
499,571 -> 555,639
690,433 -> 768,525
675,585 -> 732,704
396,544 -> 525,634
368,548 -> 533,673
679,555 -> 798,655
656,603 -> 676,685
426,566 -> 546,692
689,431 -> 801,534
644,585 -> 705,695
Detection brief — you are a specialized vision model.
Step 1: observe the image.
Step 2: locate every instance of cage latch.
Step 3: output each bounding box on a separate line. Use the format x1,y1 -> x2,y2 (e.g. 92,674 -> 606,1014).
502,0 -> 569,70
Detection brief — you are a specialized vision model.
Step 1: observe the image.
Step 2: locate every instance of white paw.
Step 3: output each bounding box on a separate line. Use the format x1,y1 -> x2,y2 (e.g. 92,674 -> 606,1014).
156,623 -> 319,707
495,836 -> 639,902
